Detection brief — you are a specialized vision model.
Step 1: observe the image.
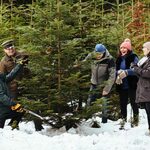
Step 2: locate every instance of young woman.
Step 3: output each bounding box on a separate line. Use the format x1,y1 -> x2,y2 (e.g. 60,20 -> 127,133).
116,40 -> 139,129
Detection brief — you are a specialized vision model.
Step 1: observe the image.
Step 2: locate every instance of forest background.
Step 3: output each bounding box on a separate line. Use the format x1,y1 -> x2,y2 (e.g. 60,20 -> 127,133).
0,0 -> 149,128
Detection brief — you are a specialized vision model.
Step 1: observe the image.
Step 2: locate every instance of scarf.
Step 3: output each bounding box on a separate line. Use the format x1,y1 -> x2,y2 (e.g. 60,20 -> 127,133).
137,56 -> 148,67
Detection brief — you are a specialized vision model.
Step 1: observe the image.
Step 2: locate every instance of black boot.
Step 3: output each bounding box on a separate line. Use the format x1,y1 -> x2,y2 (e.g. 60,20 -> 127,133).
11,120 -> 19,130
0,119 -> 5,128
33,118 -> 44,131
131,115 -> 139,127
8,119 -> 14,126
119,118 -> 127,130
102,117 -> 107,123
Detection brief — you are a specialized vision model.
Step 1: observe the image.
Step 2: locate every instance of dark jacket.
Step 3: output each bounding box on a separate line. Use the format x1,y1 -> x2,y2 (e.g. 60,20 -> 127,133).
133,57 -> 150,103
0,51 -> 30,98
0,64 -> 22,119
116,52 -> 138,91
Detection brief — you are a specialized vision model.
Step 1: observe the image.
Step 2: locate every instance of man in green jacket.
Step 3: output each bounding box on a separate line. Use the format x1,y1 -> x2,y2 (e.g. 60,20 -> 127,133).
84,44 -> 116,123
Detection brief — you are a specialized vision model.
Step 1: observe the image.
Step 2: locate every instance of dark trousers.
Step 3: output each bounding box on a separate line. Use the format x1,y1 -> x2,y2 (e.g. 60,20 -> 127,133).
144,102 -> 150,129
87,84 -> 98,106
118,89 -> 139,119
87,84 -> 108,123
0,111 -> 24,128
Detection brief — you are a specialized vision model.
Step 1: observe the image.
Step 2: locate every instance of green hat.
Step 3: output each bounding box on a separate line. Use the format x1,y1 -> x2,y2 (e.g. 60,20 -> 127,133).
1,39 -> 14,49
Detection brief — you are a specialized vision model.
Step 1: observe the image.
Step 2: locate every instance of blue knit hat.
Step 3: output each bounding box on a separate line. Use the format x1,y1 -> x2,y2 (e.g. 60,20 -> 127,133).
95,44 -> 106,53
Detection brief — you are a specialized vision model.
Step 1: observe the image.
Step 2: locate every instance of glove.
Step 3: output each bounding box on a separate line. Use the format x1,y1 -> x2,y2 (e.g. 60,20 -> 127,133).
115,75 -> 123,85
73,64 -> 81,68
102,90 -> 109,96
73,59 -> 81,68
11,103 -> 24,113
17,57 -> 29,65
118,70 -> 128,79
130,62 -> 138,69
15,54 -> 29,66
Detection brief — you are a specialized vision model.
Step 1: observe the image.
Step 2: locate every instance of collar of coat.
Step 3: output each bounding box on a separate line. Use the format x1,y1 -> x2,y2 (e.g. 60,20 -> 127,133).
93,50 -> 113,64
2,51 -> 20,62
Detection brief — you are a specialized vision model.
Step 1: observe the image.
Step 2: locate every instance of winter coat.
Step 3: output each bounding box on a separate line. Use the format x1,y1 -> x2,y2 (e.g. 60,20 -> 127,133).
116,51 -> 138,91
85,50 -> 116,94
133,57 -> 150,103
0,64 -> 22,119
0,51 -> 30,98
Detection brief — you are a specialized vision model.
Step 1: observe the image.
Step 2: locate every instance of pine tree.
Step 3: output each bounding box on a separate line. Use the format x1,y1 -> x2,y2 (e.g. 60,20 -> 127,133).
0,0 -> 149,129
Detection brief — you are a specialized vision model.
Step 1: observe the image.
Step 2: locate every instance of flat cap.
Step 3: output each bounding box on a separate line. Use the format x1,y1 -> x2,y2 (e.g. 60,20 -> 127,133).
1,39 -> 14,49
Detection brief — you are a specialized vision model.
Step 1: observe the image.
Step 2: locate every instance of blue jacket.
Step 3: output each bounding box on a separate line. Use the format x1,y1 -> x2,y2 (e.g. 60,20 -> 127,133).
116,51 -> 138,90
0,64 -> 22,119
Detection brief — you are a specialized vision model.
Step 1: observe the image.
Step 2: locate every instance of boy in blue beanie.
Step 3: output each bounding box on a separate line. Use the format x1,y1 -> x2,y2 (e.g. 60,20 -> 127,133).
85,44 -> 116,123
95,44 -> 107,53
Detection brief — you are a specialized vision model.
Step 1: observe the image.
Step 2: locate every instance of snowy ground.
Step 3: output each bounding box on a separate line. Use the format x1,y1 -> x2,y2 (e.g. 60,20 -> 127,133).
0,106 -> 150,150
